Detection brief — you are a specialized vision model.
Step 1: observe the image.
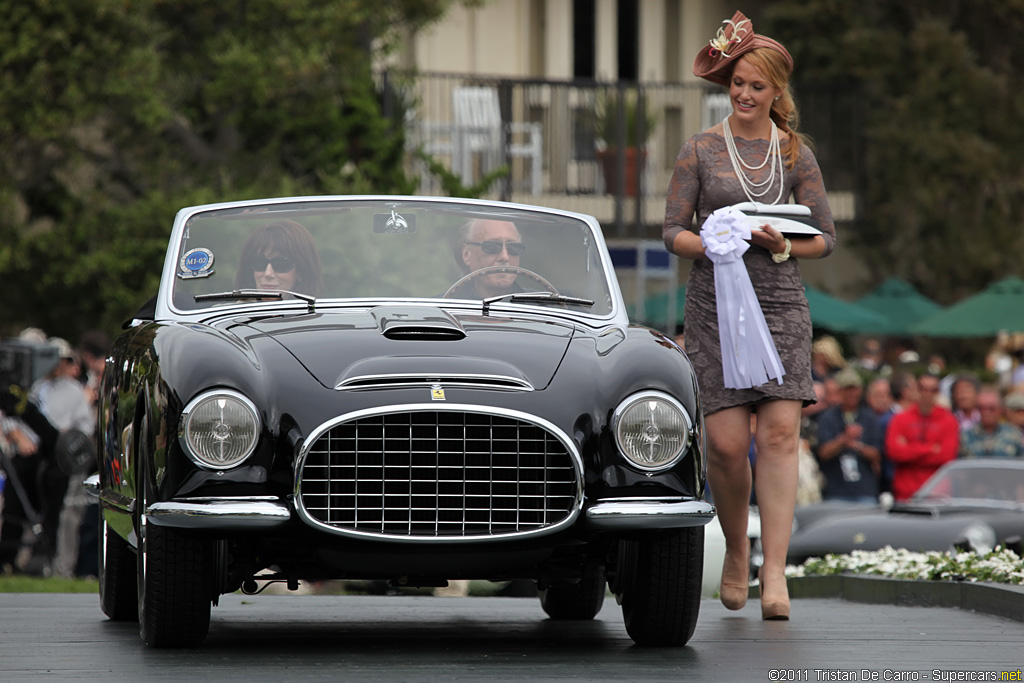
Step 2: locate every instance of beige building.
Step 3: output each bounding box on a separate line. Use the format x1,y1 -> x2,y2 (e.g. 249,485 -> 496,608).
397,1 -> 733,83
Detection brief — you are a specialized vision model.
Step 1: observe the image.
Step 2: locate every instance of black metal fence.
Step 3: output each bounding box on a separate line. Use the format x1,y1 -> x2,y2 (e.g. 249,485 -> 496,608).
379,70 -> 863,237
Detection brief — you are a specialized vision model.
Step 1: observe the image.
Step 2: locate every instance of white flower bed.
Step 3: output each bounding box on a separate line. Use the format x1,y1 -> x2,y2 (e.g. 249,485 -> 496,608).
786,546 -> 1024,585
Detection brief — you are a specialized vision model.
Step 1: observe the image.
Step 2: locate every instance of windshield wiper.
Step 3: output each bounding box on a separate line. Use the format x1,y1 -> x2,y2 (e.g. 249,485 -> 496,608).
194,289 -> 317,312
482,291 -> 594,313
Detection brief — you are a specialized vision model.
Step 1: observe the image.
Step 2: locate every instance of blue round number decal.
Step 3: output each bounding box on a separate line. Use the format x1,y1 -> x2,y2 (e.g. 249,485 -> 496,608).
178,248 -> 216,279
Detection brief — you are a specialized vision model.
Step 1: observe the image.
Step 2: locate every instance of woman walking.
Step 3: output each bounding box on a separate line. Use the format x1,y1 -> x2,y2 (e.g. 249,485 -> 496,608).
663,10 -> 836,620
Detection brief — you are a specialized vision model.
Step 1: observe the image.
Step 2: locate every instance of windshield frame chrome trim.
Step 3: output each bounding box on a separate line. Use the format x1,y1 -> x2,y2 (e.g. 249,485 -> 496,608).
158,195 -> 625,323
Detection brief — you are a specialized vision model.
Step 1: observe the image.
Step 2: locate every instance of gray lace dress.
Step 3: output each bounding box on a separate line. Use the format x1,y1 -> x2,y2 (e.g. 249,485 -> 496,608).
662,129 -> 836,416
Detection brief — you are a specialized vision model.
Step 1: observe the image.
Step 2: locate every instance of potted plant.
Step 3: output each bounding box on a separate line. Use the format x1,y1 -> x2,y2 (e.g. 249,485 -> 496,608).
589,89 -> 659,197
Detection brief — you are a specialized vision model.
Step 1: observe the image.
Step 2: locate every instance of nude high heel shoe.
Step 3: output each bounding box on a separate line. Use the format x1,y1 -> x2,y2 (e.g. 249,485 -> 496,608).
758,567 -> 790,620
719,545 -> 750,611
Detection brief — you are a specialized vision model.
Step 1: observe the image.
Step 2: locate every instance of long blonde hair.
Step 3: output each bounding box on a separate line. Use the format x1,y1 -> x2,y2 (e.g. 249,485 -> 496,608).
739,47 -> 807,170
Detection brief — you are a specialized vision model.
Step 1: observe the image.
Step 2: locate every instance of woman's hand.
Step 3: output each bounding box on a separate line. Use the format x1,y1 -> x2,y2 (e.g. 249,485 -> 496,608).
748,223 -> 788,254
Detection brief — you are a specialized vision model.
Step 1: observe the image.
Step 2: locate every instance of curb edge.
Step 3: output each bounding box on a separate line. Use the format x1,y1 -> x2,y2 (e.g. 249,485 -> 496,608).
766,574 -> 1024,622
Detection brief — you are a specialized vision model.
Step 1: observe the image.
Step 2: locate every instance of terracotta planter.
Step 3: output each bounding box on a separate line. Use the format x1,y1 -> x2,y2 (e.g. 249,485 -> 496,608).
597,147 -> 646,197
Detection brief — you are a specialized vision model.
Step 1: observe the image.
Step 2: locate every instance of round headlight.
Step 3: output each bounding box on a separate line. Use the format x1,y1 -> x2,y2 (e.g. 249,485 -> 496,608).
959,522 -> 996,555
179,390 -> 260,469
613,391 -> 692,471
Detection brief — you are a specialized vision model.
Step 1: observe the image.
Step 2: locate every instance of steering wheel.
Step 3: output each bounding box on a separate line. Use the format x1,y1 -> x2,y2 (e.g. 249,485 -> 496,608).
443,266 -> 559,298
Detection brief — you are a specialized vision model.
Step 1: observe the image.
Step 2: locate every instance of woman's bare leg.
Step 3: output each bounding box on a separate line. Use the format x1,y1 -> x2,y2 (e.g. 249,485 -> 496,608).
752,399 -> 802,618
704,405 -> 754,608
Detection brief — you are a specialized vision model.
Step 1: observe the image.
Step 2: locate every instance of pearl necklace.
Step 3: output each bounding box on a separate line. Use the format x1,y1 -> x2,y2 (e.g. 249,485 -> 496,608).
722,114 -> 784,205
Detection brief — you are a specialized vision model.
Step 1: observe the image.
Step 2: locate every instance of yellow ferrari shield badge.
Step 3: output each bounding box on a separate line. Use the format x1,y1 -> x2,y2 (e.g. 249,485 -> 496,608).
430,385 -> 445,401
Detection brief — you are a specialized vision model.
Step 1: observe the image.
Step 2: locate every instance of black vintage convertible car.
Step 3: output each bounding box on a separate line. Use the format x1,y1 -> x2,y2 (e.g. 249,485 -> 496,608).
786,459 -> 1024,565
85,196 -> 712,647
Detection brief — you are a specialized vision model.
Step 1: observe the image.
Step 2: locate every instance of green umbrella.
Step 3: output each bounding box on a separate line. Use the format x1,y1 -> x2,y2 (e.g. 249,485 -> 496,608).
803,283 -> 891,334
640,283 -> 889,335
912,276 -> 1024,337
854,277 -> 943,334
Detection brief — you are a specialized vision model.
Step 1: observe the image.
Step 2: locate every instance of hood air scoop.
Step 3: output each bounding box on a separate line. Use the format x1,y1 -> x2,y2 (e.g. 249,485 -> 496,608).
372,306 -> 467,341
335,356 -> 534,391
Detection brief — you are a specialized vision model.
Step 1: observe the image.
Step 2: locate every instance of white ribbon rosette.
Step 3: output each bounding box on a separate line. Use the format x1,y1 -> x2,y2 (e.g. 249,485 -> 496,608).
700,206 -> 785,389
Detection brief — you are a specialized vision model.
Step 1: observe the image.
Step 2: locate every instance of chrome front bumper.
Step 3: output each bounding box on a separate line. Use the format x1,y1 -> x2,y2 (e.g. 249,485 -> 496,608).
84,476 -> 292,530
85,475 -> 713,534
145,498 -> 292,530
141,497 -> 712,533
585,497 -> 715,531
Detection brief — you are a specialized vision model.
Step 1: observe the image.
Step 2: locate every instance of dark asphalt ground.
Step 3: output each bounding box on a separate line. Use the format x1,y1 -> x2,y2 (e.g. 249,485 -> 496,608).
1,592 -> 1020,682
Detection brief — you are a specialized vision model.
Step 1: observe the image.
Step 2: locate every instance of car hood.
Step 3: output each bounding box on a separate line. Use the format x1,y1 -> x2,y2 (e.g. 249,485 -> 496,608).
234,305 -> 576,391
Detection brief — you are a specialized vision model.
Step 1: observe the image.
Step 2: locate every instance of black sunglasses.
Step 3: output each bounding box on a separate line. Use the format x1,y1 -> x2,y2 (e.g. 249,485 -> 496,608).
250,255 -> 296,273
465,240 -> 525,256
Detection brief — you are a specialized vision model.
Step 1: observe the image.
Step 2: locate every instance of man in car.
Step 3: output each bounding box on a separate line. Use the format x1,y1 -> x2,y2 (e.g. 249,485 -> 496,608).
450,219 -> 527,299
885,373 -> 960,501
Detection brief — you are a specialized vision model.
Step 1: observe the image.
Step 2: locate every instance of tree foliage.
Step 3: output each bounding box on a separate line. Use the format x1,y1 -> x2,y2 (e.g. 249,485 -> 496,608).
0,0 -> 466,339
764,0 -> 1024,304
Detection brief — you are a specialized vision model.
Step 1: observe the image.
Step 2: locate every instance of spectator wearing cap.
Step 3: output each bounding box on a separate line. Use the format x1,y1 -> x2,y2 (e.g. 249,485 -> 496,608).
813,368 -> 883,504
29,337 -> 94,577
886,373 -> 960,501
29,339 -> 92,435
960,390 -> 1024,459
1004,392 -> 1024,434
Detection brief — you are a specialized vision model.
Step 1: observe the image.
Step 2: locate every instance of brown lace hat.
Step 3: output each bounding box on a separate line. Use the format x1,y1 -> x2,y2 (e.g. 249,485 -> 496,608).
692,10 -> 793,86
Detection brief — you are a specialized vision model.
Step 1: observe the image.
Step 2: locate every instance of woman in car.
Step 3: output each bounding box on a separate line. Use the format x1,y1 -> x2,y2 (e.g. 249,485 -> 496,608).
235,220 -> 323,297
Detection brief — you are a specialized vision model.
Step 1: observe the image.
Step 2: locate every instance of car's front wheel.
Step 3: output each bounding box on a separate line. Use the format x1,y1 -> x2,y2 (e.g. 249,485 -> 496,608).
136,466 -> 214,647
538,563 -> 606,620
615,526 -> 704,647
98,511 -> 137,621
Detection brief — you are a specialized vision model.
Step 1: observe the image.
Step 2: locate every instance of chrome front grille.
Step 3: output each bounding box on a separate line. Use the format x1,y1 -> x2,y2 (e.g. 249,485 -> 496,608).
297,408 -> 581,540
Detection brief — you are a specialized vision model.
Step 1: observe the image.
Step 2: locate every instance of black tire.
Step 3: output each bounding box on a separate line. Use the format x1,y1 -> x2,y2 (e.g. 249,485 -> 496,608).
98,510 -> 138,622
136,461 -> 213,648
617,526 -> 704,647
538,564 -> 606,620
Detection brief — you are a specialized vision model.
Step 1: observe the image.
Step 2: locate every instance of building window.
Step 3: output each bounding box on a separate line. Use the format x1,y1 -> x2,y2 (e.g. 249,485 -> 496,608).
616,0 -> 638,82
572,0 -> 595,80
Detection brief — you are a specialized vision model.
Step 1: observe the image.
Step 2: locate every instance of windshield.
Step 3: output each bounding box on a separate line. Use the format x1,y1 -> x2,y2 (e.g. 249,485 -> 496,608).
913,463 -> 1024,504
169,198 -> 614,316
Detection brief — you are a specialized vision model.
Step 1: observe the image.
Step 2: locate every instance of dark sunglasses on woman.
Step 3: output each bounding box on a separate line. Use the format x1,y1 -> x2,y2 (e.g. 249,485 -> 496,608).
250,255 -> 296,273
465,240 -> 525,256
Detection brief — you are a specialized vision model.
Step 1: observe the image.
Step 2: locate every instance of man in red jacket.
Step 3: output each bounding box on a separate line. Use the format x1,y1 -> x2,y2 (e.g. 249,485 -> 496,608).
885,373 -> 959,500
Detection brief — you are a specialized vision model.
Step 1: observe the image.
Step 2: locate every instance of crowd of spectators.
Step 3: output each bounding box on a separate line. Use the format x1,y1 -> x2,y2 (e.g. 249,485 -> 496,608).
0,328 -> 108,577
795,335 -> 1024,507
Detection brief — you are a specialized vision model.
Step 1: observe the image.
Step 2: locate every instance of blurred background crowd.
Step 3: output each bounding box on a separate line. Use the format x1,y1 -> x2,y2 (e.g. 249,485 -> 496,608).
790,333 -> 1024,509
0,328 -> 108,577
